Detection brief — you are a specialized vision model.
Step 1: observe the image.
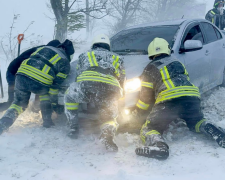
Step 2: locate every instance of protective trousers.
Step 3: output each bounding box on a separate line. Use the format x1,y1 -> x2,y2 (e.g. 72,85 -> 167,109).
2,75 -> 52,128
140,96 -> 206,146
64,81 -> 121,131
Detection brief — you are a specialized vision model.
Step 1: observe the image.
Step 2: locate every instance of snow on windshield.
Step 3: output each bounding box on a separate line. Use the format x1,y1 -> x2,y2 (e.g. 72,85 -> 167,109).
111,26 -> 179,53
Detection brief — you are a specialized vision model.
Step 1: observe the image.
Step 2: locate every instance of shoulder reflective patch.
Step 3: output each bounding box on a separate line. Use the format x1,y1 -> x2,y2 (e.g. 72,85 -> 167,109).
87,51 -> 98,67
49,54 -> 61,65
112,55 -> 120,76
31,47 -> 45,56
211,10 -> 215,15
91,51 -> 98,66
160,66 -> 175,89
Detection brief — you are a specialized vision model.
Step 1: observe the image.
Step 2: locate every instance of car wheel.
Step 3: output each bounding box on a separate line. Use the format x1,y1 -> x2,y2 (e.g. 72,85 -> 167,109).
220,68 -> 225,87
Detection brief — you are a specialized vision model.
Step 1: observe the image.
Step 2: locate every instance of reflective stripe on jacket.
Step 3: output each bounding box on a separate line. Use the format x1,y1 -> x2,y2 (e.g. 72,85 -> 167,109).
136,55 -> 200,110
76,48 -> 125,88
17,46 -> 69,86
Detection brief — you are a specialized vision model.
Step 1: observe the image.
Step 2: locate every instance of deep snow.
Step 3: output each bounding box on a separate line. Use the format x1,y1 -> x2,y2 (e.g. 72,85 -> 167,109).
1,83 -> 225,179
1,54 -> 225,180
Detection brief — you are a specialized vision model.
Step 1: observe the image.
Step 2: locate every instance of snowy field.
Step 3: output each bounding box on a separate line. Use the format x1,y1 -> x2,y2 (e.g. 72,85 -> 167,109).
1,74 -> 225,179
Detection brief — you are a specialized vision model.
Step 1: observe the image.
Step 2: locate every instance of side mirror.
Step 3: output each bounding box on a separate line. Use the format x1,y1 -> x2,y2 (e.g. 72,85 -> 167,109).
180,40 -> 203,53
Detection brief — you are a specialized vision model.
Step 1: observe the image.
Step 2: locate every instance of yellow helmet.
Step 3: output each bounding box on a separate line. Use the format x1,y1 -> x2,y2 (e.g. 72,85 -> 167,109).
148,38 -> 171,58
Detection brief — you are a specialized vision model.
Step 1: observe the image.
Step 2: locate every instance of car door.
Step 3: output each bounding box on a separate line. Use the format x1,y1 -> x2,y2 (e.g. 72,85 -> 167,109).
179,23 -> 211,92
201,22 -> 225,87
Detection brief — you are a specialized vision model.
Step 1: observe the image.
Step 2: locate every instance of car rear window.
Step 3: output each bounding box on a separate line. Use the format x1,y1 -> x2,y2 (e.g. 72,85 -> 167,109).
111,25 -> 179,54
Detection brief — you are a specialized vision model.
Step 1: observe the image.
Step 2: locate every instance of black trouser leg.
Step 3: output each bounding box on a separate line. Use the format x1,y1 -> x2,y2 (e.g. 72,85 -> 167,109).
97,99 -> 119,152
0,87 -> 31,134
8,84 -> 15,103
39,94 -> 54,128
64,83 -> 81,139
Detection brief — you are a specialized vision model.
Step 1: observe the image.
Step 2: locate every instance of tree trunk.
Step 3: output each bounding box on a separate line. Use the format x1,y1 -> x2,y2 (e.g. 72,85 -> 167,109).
55,17 -> 68,42
86,0 -> 90,38
50,0 -> 68,42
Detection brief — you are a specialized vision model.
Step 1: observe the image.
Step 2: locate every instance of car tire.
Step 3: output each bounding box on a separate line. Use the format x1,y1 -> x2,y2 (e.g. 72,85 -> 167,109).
220,68 -> 225,87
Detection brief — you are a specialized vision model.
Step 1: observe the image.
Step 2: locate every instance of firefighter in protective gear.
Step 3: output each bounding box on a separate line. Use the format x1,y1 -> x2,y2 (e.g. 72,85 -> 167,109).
0,39 -> 74,135
0,40 -> 61,112
134,38 -> 225,160
205,0 -> 225,30
64,34 -> 125,152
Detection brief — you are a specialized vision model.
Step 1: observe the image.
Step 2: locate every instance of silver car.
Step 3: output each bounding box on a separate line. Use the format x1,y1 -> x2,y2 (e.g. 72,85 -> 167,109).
110,19 -> 225,115
60,19 -> 225,123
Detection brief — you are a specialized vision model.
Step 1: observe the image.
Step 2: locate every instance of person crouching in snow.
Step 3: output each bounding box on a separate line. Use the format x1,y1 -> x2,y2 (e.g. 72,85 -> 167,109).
0,39 -> 75,134
133,38 -> 225,160
0,40 -> 61,112
64,34 -> 125,152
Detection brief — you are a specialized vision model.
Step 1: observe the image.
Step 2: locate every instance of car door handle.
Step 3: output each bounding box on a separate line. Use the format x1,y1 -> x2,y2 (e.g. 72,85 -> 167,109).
223,43 -> 225,48
205,50 -> 210,56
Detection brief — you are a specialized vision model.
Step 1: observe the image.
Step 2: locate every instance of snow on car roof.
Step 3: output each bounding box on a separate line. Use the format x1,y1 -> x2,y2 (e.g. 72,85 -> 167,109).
124,19 -> 205,30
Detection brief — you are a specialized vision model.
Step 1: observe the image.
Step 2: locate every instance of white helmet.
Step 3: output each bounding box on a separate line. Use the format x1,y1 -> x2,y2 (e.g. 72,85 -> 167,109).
91,34 -> 110,48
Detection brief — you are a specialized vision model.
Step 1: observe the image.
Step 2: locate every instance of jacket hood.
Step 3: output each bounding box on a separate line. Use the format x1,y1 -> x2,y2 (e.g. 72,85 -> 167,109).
46,39 -> 61,47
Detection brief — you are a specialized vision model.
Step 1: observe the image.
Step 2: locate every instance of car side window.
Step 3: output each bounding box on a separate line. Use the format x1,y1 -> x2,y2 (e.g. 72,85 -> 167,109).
183,25 -> 204,45
201,23 -> 218,43
214,27 -> 222,39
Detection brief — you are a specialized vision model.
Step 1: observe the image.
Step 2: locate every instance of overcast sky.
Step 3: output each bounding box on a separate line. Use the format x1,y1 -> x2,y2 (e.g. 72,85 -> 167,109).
0,0 -> 55,45
0,0 -> 214,48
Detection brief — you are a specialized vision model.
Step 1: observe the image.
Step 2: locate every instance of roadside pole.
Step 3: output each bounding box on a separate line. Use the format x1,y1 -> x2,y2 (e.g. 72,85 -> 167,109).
17,34 -> 24,56
0,68 -> 3,98
0,34 -> 24,98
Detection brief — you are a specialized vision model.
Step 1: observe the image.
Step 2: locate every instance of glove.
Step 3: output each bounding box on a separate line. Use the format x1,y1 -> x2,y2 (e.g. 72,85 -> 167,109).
123,107 -> 140,122
130,108 -> 141,120
128,107 -> 148,126
52,103 -> 64,115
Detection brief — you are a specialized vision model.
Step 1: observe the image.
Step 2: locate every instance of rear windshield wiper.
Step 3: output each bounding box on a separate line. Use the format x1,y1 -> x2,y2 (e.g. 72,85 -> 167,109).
113,49 -> 148,55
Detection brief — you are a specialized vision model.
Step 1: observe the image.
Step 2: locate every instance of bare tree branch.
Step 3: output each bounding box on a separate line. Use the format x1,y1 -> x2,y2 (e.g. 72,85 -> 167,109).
68,0 -> 77,11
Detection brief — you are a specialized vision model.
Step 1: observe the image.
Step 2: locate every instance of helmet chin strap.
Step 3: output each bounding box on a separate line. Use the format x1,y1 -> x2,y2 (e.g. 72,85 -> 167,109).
153,54 -> 161,60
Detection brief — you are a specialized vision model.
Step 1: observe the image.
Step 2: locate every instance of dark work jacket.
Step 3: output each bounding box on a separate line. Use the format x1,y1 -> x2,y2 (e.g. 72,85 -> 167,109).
76,47 -> 126,91
6,45 -> 44,85
16,46 -> 70,88
136,55 -> 200,111
205,8 -> 225,29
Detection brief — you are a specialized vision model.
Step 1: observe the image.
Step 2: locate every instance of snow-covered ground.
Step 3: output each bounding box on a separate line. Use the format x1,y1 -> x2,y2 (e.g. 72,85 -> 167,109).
1,52 -> 225,179
1,78 -> 225,179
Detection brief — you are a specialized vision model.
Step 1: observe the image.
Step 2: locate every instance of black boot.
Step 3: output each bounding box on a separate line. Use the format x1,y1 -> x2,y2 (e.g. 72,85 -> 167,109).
100,125 -> 118,152
41,103 -> 54,128
0,117 -> 14,135
203,123 -> 225,148
135,142 -> 169,160
42,119 -> 55,128
67,124 -> 79,139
